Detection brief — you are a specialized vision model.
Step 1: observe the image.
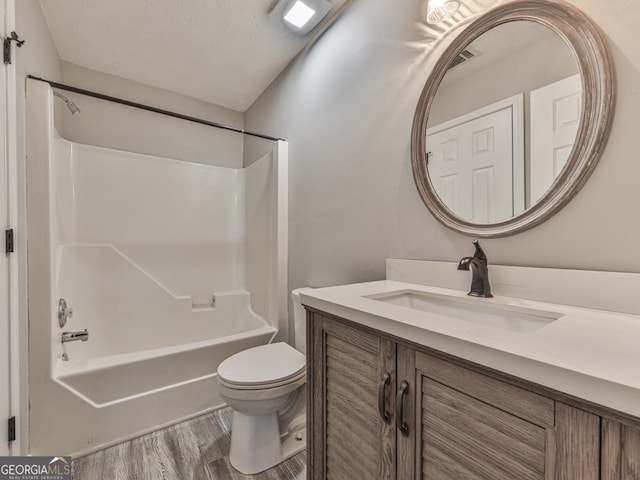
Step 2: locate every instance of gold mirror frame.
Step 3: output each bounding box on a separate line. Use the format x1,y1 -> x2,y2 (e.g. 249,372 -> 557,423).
411,0 -> 616,237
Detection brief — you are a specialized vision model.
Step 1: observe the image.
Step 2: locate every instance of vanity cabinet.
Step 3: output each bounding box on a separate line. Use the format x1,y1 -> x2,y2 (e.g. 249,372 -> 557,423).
307,309 -> 638,480
397,348 -> 599,480
601,420 -> 640,479
308,313 -> 396,479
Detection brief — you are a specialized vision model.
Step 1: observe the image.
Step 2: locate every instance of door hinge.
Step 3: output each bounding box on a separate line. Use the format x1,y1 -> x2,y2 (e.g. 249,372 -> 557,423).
5,229 -> 14,254
8,416 -> 16,442
3,31 -> 25,65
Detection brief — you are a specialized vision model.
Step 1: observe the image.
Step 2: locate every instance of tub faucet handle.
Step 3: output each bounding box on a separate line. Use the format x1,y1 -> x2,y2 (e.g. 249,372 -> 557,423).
58,298 -> 73,328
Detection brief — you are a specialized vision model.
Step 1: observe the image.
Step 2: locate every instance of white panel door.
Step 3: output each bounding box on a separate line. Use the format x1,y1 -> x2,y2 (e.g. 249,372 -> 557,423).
530,74 -> 582,204
427,106 -> 516,223
0,0 -> 11,457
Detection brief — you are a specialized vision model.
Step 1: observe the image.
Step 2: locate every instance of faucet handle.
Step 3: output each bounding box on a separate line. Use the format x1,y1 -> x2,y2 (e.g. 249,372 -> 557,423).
58,298 -> 73,328
472,240 -> 488,263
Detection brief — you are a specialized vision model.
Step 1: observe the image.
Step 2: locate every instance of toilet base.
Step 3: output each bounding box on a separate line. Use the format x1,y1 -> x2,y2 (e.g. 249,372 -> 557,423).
228,410 -> 306,475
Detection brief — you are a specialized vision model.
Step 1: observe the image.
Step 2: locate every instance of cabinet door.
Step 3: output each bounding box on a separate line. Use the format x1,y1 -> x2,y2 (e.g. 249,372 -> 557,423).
308,312 -> 396,480
601,419 -> 640,479
401,351 -> 599,480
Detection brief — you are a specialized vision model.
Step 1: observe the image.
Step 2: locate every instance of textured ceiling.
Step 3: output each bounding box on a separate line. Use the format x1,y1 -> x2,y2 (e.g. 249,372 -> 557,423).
39,0 -> 346,111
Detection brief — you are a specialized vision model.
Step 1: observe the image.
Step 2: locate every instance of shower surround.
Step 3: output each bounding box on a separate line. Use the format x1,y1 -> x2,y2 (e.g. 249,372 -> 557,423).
25,79 -> 288,456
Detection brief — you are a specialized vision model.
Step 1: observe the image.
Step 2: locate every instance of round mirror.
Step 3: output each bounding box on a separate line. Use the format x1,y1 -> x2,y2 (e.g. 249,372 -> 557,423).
411,0 -> 615,237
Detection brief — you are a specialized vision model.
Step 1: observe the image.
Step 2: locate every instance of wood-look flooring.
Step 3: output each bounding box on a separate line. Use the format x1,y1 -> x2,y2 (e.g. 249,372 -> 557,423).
72,407 -> 306,480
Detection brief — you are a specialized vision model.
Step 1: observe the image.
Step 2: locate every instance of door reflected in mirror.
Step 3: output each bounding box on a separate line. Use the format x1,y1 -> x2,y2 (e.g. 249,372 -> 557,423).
426,21 -> 581,224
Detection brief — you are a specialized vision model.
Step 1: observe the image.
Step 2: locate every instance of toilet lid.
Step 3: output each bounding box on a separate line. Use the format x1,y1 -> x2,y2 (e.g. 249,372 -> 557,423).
217,342 -> 306,387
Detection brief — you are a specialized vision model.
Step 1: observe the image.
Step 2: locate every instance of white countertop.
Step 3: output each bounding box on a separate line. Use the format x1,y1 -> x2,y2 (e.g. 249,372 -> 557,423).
300,279 -> 640,418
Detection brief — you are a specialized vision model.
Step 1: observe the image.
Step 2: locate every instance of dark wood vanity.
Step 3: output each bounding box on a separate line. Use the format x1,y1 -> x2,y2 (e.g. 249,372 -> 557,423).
307,308 -> 640,480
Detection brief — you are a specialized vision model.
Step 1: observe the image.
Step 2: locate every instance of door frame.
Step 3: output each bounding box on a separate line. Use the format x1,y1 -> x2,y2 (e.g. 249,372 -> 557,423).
1,0 -> 21,456
0,0 -> 10,455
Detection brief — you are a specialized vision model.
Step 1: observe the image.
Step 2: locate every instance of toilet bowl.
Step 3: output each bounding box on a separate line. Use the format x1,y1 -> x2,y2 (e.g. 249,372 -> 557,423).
217,288 -> 311,475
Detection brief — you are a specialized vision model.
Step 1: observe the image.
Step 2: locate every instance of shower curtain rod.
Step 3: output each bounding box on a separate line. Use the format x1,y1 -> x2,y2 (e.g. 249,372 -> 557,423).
27,75 -> 285,142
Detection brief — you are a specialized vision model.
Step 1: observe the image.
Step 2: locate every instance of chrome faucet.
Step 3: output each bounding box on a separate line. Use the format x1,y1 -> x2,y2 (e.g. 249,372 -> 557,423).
457,240 -> 493,298
61,329 -> 89,343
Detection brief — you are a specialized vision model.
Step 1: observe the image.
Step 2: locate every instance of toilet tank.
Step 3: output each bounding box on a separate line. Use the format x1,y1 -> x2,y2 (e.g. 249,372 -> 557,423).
291,288 -> 313,354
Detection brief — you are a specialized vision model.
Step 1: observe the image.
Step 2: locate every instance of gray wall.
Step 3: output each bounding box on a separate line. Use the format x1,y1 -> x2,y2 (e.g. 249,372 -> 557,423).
244,0 -> 640,298
60,62 -> 245,168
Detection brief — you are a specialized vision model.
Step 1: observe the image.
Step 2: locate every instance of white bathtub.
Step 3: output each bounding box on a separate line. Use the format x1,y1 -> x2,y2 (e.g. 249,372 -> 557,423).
54,246 -> 276,409
57,328 -> 275,408
26,79 -> 288,456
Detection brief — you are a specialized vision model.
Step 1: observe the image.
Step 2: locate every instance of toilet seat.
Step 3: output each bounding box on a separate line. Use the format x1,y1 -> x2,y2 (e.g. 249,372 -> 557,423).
217,342 -> 306,389
219,370 -> 306,391
218,373 -> 306,402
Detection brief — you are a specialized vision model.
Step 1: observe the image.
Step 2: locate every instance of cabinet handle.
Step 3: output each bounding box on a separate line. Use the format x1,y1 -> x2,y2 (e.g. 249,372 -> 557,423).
378,372 -> 391,423
396,381 -> 409,436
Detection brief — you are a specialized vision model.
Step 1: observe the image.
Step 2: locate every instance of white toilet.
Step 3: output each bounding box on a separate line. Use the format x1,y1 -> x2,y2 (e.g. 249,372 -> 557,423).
217,288 -> 310,475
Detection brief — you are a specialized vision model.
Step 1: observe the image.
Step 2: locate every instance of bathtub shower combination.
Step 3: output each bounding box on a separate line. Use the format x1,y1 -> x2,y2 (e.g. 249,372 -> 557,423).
26,79 -> 288,455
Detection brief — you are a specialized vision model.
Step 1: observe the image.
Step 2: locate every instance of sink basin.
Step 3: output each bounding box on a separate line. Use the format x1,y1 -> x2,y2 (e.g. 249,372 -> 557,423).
365,290 -> 562,334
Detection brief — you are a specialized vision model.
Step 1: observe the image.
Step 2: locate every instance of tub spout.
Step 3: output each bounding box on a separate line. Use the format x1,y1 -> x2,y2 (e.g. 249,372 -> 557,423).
62,329 -> 89,343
